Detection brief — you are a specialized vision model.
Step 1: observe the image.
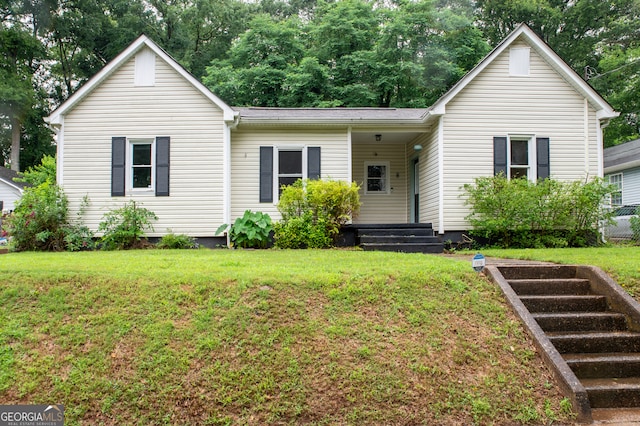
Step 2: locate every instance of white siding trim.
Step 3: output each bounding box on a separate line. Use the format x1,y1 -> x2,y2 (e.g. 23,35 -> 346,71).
347,127 -> 353,183
438,116 -> 445,234
56,118 -> 64,185
509,47 -> 530,76
584,98 -> 589,176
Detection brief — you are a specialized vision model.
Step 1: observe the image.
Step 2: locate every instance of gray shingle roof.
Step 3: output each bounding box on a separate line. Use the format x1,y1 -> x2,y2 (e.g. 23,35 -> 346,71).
233,107 -> 431,124
0,167 -> 27,190
604,139 -> 640,171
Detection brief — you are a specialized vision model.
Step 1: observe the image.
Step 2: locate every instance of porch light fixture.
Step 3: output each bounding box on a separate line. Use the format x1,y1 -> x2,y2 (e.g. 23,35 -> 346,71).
414,144 -> 423,151
375,134 -> 382,142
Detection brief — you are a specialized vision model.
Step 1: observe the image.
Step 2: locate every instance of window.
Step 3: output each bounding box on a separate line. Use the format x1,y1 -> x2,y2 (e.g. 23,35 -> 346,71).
509,138 -> 530,179
609,173 -> 623,206
111,136 -> 170,197
365,162 -> 390,194
494,136 -> 549,181
278,149 -> 303,192
259,146 -> 321,203
509,47 -> 530,76
131,141 -> 153,189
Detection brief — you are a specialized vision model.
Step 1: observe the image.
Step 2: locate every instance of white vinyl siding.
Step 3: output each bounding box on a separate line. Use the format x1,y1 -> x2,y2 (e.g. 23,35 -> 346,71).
61,47 -> 227,236
441,38 -> 601,231
608,167 -> 640,206
352,142 -> 407,224
0,182 -> 22,212
230,129 -> 348,221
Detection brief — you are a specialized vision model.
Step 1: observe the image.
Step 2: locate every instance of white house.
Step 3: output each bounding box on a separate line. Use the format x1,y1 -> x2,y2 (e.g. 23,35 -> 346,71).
0,168 -> 26,213
45,24 -> 618,247
604,138 -> 640,207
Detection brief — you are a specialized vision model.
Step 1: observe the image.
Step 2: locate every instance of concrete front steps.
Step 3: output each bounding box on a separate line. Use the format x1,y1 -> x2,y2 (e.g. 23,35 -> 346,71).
485,264 -> 640,423
355,224 -> 443,253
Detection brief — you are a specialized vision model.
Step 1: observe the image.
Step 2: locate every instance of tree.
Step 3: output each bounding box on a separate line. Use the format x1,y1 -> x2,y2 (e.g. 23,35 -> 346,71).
0,6 -> 47,171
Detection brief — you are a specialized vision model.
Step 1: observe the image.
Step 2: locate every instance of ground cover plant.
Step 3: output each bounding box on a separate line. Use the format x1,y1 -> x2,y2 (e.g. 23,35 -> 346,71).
481,246 -> 640,298
0,250 -> 573,425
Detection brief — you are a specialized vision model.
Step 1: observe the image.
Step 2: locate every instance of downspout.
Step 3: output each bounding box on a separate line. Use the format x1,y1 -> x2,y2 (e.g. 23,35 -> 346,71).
44,117 -> 64,186
438,115 -> 445,235
347,126 -> 353,183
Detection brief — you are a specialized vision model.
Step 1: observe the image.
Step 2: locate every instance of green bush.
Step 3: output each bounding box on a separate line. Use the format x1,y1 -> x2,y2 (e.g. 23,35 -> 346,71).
630,207 -> 640,242
3,156 -> 95,251
157,232 -> 198,249
274,179 -> 360,249
216,210 -> 273,248
463,175 -> 614,248
98,201 -> 158,250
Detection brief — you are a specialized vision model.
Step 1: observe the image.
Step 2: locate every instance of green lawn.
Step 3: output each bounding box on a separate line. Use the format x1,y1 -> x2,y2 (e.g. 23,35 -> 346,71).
0,249 -> 578,425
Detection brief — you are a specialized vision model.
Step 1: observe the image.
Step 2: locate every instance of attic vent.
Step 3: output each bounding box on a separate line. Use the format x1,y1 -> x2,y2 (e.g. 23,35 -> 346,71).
135,49 -> 156,86
509,47 -> 530,76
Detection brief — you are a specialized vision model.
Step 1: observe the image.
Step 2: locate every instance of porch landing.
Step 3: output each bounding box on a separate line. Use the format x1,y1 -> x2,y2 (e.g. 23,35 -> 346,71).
342,223 -> 444,254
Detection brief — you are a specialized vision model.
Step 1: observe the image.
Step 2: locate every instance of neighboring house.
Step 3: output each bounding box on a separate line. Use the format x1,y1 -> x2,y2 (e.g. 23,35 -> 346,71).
604,138 -> 640,206
0,168 -> 26,213
45,24 -> 617,245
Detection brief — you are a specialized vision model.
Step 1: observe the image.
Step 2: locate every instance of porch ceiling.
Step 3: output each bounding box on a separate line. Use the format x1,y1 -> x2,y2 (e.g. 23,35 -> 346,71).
351,131 -> 422,145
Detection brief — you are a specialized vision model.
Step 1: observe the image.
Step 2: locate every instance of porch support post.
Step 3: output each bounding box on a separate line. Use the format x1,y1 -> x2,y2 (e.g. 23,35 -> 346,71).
438,116 -> 445,235
347,126 -> 352,183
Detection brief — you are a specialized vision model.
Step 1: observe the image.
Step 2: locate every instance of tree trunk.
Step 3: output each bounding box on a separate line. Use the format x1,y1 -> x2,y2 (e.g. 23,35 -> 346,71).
10,115 -> 20,171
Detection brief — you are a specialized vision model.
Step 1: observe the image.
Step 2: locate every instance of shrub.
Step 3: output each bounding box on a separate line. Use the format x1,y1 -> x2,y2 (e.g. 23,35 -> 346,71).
630,207 -> 640,242
216,210 -> 273,248
2,158 -> 95,252
3,181 -> 68,251
157,232 -> 198,249
463,175 -> 614,248
98,201 -> 158,250
274,179 -> 360,248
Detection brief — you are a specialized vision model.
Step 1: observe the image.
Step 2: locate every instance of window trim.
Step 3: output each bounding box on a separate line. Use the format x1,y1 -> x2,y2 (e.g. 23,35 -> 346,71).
128,138 -> 156,193
364,161 -> 391,195
609,173 -> 623,206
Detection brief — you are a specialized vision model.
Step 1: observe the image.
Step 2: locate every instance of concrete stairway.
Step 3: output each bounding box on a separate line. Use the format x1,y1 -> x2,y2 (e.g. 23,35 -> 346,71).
355,224 -> 443,253
485,265 -> 640,423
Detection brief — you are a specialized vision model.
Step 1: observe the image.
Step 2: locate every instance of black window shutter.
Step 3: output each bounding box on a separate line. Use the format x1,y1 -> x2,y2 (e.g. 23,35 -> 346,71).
493,136 -> 508,176
111,136 -> 126,196
307,147 -> 321,180
156,136 -> 170,196
536,137 -> 550,180
260,146 -> 273,203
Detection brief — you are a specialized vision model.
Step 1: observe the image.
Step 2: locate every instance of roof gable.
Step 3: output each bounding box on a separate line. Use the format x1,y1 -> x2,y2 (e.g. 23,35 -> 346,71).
46,35 -> 236,124
430,24 -> 617,121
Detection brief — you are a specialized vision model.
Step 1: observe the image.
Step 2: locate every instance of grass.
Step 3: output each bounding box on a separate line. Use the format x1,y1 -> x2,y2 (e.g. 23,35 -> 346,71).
0,249 -> 577,425
481,245 -> 640,297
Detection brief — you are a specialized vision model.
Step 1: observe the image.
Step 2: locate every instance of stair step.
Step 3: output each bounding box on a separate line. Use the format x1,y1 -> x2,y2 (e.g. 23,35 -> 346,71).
360,243 -> 443,254
581,377 -> 640,408
358,229 -> 434,237
533,312 -> 628,332
548,331 -> 640,354
520,295 -> 608,313
508,278 -> 591,295
564,353 -> 640,379
359,235 -> 440,244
